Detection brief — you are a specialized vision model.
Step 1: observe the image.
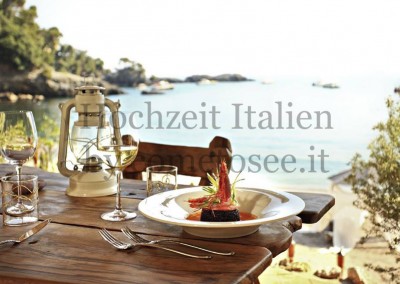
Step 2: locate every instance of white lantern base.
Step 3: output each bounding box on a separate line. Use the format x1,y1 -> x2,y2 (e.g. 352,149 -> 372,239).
66,170 -> 117,197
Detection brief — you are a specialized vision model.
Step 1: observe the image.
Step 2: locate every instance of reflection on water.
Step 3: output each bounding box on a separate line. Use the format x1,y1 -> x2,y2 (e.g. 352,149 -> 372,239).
0,99 -> 64,134
1,75 -> 394,189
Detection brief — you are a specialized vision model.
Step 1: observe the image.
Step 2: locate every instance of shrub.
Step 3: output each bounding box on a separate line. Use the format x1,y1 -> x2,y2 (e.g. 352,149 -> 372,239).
348,95 -> 400,249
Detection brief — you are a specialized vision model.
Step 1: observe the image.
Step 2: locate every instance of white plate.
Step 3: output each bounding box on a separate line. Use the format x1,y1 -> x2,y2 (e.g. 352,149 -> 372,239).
138,187 -> 305,238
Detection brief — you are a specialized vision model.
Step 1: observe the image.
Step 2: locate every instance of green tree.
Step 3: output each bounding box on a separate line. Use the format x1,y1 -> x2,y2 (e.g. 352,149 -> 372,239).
0,0 -> 62,71
54,44 -> 104,77
0,0 -> 142,82
34,114 -> 59,171
54,44 -> 75,72
105,57 -> 146,86
348,95 -> 400,249
41,27 -> 62,65
1,0 -> 24,18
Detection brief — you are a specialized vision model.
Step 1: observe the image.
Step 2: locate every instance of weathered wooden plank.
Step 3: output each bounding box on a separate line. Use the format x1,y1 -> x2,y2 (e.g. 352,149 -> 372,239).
0,223 -> 272,284
0,164 -> 334,258
0,165 -> 334,224
0,163 -> 335,283
36,190 -> 294,256
290,192 -> 335,224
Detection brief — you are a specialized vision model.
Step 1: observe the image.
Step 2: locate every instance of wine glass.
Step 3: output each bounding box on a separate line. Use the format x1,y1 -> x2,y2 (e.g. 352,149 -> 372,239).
0,111 -> 38,216
97,111 -> 139,221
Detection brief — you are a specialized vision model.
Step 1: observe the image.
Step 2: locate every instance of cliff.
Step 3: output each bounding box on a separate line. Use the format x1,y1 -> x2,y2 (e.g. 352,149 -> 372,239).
185,73 -> 251,83
0,66 -> 123,98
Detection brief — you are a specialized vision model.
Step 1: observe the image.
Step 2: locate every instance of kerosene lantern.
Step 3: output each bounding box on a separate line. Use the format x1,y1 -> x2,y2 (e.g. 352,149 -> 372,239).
57,85 -> 121,197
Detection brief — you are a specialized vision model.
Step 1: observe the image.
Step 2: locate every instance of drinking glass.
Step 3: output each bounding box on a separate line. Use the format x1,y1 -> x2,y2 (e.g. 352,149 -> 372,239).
1,174 -> 39,226
0,111 -> 38,216
97,111 -> 139,221
146,165 -> 178,196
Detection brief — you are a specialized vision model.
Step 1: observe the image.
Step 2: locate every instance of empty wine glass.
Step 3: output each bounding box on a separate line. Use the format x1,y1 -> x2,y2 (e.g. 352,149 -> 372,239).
0,111 -> 38,216
97,111 -> 139,221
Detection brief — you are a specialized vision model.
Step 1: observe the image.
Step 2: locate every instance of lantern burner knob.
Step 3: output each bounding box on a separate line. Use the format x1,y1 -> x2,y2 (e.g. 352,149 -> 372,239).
81,156 -> 103,172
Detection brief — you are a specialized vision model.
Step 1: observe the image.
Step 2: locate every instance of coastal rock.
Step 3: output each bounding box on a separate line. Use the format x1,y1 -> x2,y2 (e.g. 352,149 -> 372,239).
213,74 -> 250,82
18,93 -> 34,100
105,67 -> 146,87
0,68 -> 123,98
0,92 -> 45,103
185,74 -> 251,83
150,77 -> 184,84
34,95 -> 45,101
185,75 -> 214,83
0,92 -> 18,102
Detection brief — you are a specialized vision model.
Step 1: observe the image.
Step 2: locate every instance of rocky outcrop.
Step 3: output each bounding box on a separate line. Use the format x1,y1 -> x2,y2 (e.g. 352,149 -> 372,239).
0,92 -> 44,102
105,67 -> 146,87
213,74 -> 251,82
150,77 -> 184,84
185,75 -> 214,83
185,74 -> 251,83
0,68 -> 123,98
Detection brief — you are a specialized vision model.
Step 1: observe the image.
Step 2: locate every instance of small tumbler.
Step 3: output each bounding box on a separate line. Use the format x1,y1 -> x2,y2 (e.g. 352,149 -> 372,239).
146,165 -> 177,197
1,175 -> 39,226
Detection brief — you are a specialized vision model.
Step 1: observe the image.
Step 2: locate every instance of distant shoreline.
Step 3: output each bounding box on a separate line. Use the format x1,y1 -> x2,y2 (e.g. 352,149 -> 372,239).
0,68 -> 252,99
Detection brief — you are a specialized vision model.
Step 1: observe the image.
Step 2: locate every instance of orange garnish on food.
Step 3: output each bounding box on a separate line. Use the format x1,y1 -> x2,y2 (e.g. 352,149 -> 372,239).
188,161 -> 241,210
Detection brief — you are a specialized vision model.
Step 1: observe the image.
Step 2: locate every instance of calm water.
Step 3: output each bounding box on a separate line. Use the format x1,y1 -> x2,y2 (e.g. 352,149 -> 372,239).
1,75 -> 398,190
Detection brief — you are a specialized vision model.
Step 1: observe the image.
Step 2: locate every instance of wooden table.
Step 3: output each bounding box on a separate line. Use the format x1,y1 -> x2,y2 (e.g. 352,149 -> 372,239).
0,165 -> 334,284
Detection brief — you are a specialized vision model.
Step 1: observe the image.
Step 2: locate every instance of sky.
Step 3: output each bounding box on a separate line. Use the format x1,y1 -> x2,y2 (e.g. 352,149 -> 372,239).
26,0 -> 400,79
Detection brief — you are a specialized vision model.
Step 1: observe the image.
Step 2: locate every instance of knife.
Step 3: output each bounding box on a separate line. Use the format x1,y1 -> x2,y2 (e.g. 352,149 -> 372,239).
17,218 -> 51,243
0,218 -> 51,246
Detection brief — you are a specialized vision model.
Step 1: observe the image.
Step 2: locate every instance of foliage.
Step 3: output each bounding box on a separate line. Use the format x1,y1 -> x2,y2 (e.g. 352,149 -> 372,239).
0,0 -> 106,77
55,44 -> 105,77
34,114 -> 59,171
0,1 -> 46,70
0,0 -> 147,85
104,57 -> 146,86
41,65 -> 52,78
0,112 -> 59,170
364,263 -> 400,284
348,95 -> 400,249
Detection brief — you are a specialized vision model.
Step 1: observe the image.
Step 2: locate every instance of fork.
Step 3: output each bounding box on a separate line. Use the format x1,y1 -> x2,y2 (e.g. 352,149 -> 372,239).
121,227 -> 235,256
99,229 -> 211,259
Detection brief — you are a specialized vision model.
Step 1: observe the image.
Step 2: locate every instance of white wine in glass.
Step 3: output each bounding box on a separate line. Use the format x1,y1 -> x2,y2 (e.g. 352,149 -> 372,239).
97,112 -> 139,221
98,145 -> 138,170
0,111 -> 38,218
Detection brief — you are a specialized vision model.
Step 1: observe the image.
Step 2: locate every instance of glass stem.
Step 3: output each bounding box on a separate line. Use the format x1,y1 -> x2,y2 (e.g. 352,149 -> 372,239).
15,164 -> 23,205
115,169 -> 122,211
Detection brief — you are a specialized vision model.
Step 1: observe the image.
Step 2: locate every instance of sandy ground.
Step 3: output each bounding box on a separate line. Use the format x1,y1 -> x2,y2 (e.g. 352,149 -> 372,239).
258,231 -> 399,284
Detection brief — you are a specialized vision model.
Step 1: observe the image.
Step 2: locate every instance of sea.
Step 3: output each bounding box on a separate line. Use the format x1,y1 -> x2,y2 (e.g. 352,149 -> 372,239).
1,74 -> 398,191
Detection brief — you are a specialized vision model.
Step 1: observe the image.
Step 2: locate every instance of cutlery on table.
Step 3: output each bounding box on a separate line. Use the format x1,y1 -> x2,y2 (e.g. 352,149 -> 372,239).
0,219 -> 51,246
121,226 -> 235,256
99,228 -> 212,259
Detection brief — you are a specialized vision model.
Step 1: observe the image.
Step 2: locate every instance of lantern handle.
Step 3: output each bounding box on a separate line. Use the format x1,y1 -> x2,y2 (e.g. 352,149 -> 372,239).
104,99 -> 122,145
57,98 -> 76,177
